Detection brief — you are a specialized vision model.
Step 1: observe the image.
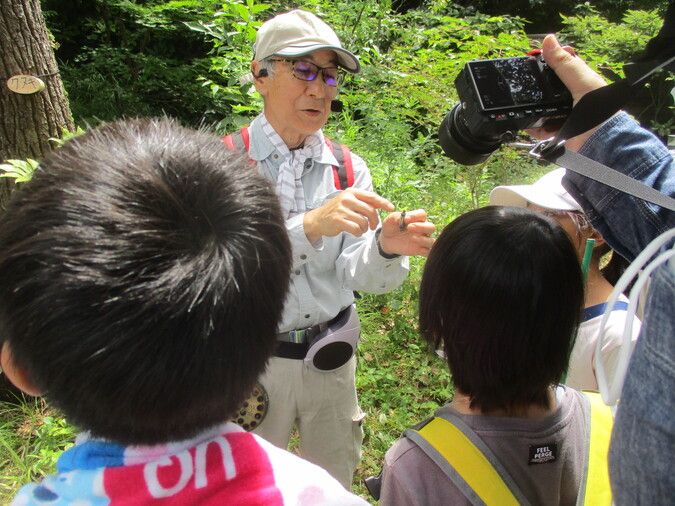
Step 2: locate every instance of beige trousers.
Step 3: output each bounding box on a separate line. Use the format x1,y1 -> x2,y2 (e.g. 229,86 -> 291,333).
253,355 -> 365,489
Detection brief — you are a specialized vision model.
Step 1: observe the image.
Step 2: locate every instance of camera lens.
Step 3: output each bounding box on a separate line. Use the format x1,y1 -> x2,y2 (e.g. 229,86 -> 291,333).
438,104 -> 501,165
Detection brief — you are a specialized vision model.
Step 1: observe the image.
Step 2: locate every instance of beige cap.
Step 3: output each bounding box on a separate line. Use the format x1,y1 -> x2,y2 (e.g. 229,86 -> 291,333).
253,10 -> 360,73
489,168 -> 582,211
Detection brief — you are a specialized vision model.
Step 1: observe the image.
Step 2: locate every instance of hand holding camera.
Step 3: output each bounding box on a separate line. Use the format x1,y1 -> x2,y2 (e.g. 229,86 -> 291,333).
526,35 -> 607,152
439,32 -> 675,212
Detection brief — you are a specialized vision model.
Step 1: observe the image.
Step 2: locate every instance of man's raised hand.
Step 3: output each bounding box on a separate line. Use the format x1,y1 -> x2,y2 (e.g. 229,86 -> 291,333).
303,188 -> 395,244
379,209 -> 435,257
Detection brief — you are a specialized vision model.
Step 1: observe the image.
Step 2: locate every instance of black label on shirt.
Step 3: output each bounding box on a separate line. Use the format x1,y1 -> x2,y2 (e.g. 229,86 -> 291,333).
529,443 -> 558,465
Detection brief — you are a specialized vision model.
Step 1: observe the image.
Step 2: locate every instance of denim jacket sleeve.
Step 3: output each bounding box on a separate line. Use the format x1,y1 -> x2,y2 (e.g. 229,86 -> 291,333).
561,112 -> 675,262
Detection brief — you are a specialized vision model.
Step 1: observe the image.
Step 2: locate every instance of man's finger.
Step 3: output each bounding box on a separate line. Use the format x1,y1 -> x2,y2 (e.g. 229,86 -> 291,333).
410,234 -> 435,250
414,236 -> 436,250
348,200 -> 382,230
406,221 -> 435,233
561,45 -> 577,57
344,210 -> 370,235
543,35 -> 579,72
541,34 -> 605,103
348,189 -> 395,212
400,209 -> 428,224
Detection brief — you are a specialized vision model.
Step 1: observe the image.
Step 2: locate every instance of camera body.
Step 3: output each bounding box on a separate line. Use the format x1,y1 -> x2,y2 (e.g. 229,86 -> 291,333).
439,55 -> 572,165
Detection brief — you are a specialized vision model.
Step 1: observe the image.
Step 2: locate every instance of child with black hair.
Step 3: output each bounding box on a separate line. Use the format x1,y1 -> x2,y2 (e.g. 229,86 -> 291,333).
490,168 -> 641,391
379,206 -> 613,505
0,118 -> 367,505
531,31 -> 674,504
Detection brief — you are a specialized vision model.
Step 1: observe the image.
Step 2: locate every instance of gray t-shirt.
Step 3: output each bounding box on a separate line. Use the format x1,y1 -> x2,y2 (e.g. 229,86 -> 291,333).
380,386 -> 588,506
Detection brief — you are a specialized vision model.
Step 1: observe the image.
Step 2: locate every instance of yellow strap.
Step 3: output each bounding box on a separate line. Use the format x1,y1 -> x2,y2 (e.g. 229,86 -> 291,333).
582,391 -> 613,506
418,417 -> 520,506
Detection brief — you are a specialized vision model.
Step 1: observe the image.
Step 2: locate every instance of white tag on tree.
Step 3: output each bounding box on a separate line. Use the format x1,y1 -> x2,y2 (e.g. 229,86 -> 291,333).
6,75 -> 46,94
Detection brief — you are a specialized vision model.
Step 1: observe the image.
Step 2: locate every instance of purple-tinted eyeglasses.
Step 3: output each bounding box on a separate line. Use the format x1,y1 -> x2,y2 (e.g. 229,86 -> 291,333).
271,58 -> 342,87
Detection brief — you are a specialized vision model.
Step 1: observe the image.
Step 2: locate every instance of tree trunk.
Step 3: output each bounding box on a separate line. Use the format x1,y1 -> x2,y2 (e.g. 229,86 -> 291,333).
0,0 -> 74,208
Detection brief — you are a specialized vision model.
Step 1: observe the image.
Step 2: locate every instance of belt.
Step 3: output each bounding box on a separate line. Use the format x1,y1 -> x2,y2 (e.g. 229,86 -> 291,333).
274,308 -> 348,360
276,322 -> 327,344
275,341 -> 310,360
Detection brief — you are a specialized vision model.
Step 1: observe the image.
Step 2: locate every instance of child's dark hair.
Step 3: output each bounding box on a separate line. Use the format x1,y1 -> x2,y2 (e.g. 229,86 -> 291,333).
419,206 -> 583,414
0,118 -> 291,444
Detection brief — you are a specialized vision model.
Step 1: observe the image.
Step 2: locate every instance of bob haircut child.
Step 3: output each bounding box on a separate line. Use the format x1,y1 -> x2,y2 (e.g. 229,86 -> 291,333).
419,206 -> 584,413
0,118 -> 292,445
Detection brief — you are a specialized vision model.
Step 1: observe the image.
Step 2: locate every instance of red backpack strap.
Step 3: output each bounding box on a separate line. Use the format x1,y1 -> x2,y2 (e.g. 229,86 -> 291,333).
340,143 -> 354,187
222,127 -> 250,153
222,127 -> 255,166
222,133 -> 236,151
324,138 -> 355,190
240,126 -> 250,151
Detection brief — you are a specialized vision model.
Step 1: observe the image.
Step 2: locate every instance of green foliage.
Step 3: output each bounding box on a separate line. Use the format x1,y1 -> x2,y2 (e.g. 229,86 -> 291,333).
365,11 -> 530,137
0,127 -> 86,186
0,399 -> 75,503
49,126 -> 87,148
185,0 -> 272,131
559,6 -> 672,134
446,0 -> 668,30
0,159 -> 39,184
560,5 -> 663,76
43,0 -> 224,126
61,48 -> 218,125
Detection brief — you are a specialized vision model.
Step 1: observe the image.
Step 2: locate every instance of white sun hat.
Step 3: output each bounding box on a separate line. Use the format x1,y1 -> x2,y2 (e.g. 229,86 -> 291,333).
253,9 -> 360,73
489,168 -> 582,211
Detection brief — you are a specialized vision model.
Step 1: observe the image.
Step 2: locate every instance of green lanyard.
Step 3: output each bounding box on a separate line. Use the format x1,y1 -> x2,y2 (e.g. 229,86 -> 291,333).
581,238 -> 596,282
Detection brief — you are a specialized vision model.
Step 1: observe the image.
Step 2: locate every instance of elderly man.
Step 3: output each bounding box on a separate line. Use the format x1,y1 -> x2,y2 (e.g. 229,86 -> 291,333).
234,9 -> 435,488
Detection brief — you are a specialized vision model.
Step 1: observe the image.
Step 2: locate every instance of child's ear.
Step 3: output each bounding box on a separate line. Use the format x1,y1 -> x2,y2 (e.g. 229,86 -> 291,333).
590,229 -> 606,248
1,341 -> 42,396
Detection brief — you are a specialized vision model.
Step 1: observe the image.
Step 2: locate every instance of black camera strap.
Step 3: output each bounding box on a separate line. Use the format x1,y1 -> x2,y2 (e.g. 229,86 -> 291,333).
534,3 -> 675,211
533,63 -> 675,212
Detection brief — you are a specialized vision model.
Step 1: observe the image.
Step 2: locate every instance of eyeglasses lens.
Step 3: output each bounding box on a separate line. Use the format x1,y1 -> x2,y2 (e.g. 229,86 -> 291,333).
293,61 -> 319,81
322,69 -> 339,87
292,61 -> 340,87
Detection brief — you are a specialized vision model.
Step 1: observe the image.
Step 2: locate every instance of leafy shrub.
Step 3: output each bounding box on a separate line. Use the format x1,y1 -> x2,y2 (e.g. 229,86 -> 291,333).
185,0 -> 272,132
0,159 -> 39,184
560,5 -> 664,75
0,400 -> 75,503
445,0 -> 668,30
560,5 -> 672,135
61,48 -> 218,126
45,0 -> 225,127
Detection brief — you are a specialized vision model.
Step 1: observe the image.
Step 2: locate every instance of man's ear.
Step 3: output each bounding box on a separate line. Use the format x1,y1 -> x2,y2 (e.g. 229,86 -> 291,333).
251,60 -> 269,96
1,341 -> 42,397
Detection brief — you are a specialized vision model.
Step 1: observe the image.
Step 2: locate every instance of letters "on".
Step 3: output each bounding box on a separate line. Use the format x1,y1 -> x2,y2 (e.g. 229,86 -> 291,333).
143,436 -> 237,498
